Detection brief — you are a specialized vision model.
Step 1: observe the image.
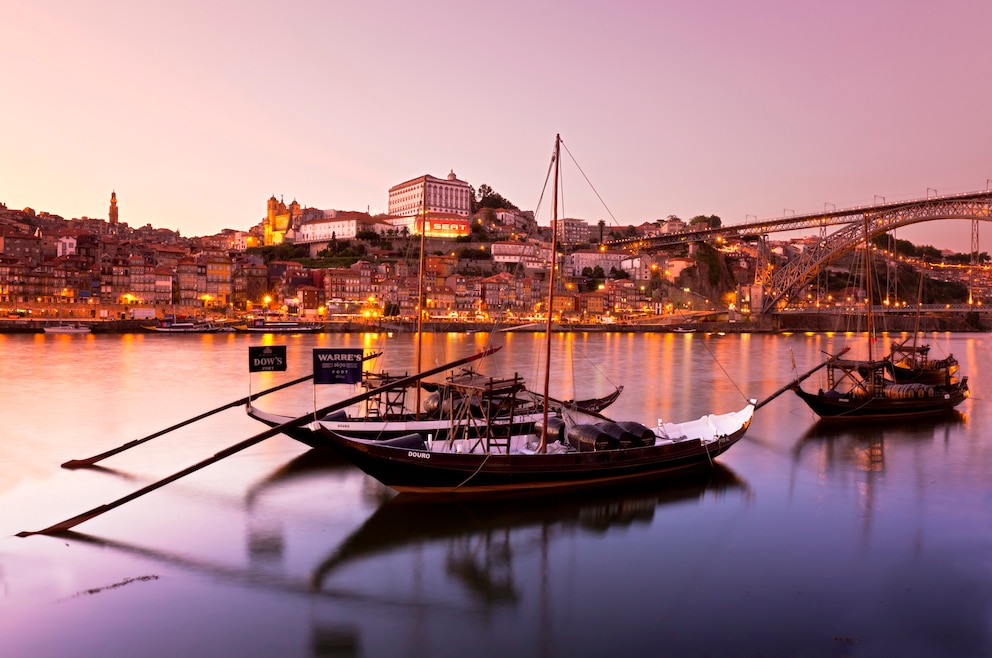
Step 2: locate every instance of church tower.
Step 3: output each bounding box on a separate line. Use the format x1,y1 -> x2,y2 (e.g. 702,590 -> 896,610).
109,191 -> 119,224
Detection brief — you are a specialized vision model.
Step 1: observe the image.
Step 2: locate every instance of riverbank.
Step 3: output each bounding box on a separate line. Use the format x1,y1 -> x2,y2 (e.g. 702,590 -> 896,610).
1,312 -> 986,334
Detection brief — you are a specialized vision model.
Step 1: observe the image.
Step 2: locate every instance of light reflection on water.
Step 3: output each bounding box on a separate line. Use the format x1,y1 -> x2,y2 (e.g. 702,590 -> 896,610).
0,331 -> 990,657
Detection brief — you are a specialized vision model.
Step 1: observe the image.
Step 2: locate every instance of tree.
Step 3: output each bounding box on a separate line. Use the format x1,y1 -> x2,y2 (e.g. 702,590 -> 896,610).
690,215 -> 722,230
247,243 -> 309,263
471,184 -> 519,213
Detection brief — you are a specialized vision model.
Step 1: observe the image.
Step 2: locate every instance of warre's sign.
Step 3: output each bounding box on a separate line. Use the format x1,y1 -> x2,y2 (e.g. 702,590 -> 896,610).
313,348 -> 364,384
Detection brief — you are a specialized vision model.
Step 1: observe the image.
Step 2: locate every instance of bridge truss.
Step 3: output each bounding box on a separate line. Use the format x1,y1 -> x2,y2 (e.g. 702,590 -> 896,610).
608,191 -> 992,314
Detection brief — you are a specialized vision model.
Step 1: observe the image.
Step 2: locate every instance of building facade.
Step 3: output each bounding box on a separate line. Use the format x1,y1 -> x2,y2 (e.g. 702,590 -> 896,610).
388,171 -> 472,218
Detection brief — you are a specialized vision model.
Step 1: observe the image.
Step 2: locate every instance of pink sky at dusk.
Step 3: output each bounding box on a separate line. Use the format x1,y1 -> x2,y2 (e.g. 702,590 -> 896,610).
3,0 -> 990,253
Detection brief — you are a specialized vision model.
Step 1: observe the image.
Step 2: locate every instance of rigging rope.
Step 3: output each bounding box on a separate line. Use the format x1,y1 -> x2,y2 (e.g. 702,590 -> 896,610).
697,334 -> 749,403
559,139 -> 621,228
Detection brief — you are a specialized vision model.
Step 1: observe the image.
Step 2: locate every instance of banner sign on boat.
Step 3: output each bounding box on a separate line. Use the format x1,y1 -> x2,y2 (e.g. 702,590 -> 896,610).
313,348 -> 364,385
248,345 -> 287,372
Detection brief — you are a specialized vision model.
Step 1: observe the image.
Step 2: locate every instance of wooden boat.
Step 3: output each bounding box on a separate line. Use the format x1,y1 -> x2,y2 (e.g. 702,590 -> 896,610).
793,218 -> 969,418
246,371 -> 623,447
882,274 -> 960,385
233,318 -> 323,333
301,135 -> 755,496
792,357 -> 968,418
885,340 -> 959,385
314,401 -> 753,496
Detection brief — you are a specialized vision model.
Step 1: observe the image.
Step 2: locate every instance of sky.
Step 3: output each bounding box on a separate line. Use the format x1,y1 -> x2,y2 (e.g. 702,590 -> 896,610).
3,0 -> 991,253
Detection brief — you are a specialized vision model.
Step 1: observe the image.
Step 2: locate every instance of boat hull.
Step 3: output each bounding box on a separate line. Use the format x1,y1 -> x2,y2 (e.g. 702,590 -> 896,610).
316,406 -> 753,496
792,382 -> 969,418
247,404 -> 545,447
885,362 -> 958,385
143,324 -> 221,333
234,322 -> 322,333
43,325 -> 91,334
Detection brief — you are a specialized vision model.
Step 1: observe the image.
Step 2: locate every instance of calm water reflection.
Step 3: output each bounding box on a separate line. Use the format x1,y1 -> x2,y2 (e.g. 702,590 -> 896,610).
0,331 -> 990,657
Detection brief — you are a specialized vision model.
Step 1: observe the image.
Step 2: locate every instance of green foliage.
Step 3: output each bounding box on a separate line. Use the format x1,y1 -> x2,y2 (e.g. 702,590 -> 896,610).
470,221 -> 492,241
454,246 -> 493,261
695,243 -> 726,286
297,256 -> 361,268
471,184 -> 519,213
945,251 -> 991,264
316,239 -> 366,259
871,234 -> 987,263
690,215 -> 722,229
355,229 -> 381,242
247,244 -> 310,263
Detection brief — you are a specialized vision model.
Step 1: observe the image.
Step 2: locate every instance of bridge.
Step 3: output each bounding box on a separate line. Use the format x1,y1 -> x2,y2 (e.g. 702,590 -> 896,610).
607,190 -> 992,314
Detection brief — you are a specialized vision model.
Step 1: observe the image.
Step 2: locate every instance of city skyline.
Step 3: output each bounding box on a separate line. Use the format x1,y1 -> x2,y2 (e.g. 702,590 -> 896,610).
3,1 -> 991,253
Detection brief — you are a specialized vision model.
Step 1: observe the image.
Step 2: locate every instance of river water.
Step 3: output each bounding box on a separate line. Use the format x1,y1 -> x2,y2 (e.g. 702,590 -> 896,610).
0,330 -> 989,657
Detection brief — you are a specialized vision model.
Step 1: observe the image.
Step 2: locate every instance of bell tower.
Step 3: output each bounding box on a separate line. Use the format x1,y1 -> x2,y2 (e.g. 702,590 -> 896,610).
109,191 -> 119,224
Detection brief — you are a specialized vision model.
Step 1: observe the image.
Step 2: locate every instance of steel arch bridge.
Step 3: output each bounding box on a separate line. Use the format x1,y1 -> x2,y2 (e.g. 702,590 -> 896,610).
608,190 -> 992,314
761,192 -> 992,312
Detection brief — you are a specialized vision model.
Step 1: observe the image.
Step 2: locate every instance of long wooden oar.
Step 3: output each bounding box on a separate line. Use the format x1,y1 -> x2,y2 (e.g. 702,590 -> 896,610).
18,347 -> 499,538
62,373 -> 315,469
753,346 -> 851,410
63,351 -> 386,470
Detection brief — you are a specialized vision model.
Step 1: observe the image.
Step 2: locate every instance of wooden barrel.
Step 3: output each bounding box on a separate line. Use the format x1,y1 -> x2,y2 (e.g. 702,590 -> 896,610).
616,421 -> 657,446
595,421 -> 637,448
534,416 -> 566,444
567,424 -> 616,451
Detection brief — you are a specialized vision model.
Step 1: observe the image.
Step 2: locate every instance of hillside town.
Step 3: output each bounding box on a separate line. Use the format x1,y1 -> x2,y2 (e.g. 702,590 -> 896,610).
0,171 -> 985,329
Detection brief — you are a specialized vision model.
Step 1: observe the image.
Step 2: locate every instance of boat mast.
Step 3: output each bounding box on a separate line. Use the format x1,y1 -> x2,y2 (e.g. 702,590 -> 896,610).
415,181 -> 428,418
538,135 -> 561,453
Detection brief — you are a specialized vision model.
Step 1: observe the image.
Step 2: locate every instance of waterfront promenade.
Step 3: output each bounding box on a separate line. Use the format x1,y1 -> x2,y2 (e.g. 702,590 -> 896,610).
2,311 -> 985,334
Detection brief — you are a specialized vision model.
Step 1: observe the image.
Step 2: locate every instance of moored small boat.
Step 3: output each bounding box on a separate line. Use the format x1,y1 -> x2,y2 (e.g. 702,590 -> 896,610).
43,323 -> 91,334
143,320 -> 222,333
792,358 -> 969,418
233,318 -> 323,333
885,341 -> 959,385
793,216 -> 970,419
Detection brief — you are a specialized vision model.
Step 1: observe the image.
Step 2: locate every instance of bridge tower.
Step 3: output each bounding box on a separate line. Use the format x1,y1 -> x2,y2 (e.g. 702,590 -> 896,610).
970,219 -> 980,304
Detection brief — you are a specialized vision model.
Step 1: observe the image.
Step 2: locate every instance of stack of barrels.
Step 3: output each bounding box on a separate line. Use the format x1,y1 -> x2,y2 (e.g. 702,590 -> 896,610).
536,417 -> 658,451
